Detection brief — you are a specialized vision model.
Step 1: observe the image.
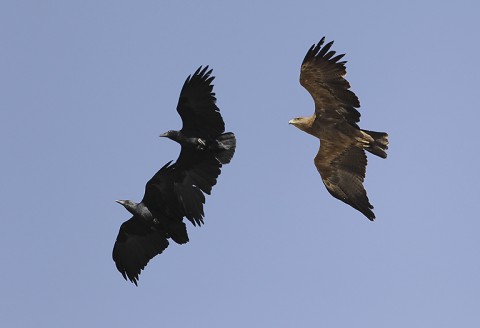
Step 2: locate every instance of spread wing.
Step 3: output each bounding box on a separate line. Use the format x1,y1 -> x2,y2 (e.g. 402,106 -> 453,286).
300,37 -> 361,126
142,161 -> 184,219
177,66 -> 225,138
112,217 -> 169,285
142,160 -> 206,229
314,141 -> 375,220
142,155 -> 220,227
172,148 -> 222,226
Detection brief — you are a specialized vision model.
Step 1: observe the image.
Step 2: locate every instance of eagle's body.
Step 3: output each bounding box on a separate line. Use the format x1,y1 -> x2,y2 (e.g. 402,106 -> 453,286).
113,66 -> 236,285
290,37 -> 388,220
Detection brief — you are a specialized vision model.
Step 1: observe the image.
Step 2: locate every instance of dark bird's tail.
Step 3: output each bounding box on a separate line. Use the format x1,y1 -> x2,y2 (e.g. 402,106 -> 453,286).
362,129 -> 389,159
214,132 -> 236,164
167,220 -> 189,245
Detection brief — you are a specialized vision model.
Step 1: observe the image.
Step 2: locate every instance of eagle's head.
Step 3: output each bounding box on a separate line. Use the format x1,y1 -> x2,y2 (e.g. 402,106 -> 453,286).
289,115 -> 315,133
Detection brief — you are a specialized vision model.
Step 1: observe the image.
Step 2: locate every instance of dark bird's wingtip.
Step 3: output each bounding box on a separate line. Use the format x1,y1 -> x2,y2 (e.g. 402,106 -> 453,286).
194,65 -> 211,77
130,277 -> 139,286
120,268 -> 140,286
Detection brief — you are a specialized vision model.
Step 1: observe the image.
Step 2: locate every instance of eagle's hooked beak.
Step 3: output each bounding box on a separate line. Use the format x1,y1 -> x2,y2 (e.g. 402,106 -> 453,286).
288,119 -> 295,125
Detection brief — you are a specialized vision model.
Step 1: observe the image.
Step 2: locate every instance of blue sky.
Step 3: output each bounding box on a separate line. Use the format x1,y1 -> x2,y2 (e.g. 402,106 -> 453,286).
1,1 -> 480,327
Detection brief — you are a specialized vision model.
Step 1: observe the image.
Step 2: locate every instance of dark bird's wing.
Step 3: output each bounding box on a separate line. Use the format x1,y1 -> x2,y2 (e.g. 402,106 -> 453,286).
176,66 -> 225,138
112,217 -> 169,285
300,37 -> 361,126
142,161 -> 183,220
314,141 -> 375,220
141,161 -> 191,244
172,149 -> 222,226
142,157 -> 214,228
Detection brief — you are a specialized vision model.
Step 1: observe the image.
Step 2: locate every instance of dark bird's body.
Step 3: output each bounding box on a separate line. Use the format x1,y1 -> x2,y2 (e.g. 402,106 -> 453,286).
113,66 -> 236,285
289,37 -> 388,220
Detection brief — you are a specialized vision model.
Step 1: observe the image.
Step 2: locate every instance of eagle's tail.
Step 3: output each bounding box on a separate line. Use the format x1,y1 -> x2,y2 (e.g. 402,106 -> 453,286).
362,129 -> 389,159
214,132 -> 236,164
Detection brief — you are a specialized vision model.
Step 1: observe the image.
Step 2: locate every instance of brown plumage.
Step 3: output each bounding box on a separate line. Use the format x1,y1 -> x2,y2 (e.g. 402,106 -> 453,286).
289,37 -> 388,220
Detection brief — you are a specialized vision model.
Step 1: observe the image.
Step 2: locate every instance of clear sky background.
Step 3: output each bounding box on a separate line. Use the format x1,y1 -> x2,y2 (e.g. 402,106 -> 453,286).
1,1 -> 479,327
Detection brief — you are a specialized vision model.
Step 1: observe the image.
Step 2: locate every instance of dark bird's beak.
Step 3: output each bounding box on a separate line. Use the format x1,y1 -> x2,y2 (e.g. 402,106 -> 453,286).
159,132 -> 168,138
115,200 -> 125,205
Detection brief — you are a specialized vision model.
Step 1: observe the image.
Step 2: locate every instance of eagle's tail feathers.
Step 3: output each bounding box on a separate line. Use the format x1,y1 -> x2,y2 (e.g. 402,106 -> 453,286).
362,129 -> 388,159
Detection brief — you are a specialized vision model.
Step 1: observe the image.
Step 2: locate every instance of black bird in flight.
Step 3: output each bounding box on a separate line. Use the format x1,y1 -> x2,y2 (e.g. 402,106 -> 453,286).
289,37 -> 388,220
113,66 -> 236,285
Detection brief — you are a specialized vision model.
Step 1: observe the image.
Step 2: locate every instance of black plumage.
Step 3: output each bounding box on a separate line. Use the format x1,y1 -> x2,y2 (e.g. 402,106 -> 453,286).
113,66 -> 236,285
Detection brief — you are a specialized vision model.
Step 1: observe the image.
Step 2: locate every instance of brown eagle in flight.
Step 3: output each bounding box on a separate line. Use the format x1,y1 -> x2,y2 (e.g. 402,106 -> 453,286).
289,37 -> 388,220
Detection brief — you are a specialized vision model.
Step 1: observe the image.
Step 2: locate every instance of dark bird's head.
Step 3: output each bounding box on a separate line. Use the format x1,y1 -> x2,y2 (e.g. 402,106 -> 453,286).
159,130 -> 181,142
289,115 -> 315,133
115,199 -> 138,215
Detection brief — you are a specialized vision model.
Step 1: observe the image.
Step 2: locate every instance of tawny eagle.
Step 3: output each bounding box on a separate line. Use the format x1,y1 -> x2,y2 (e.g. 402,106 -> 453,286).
289,38 -> 388,220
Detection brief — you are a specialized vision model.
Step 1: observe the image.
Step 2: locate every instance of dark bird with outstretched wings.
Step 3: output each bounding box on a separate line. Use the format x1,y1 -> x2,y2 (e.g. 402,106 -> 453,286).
289,37 -> 388,220
113,66 -> 236,285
